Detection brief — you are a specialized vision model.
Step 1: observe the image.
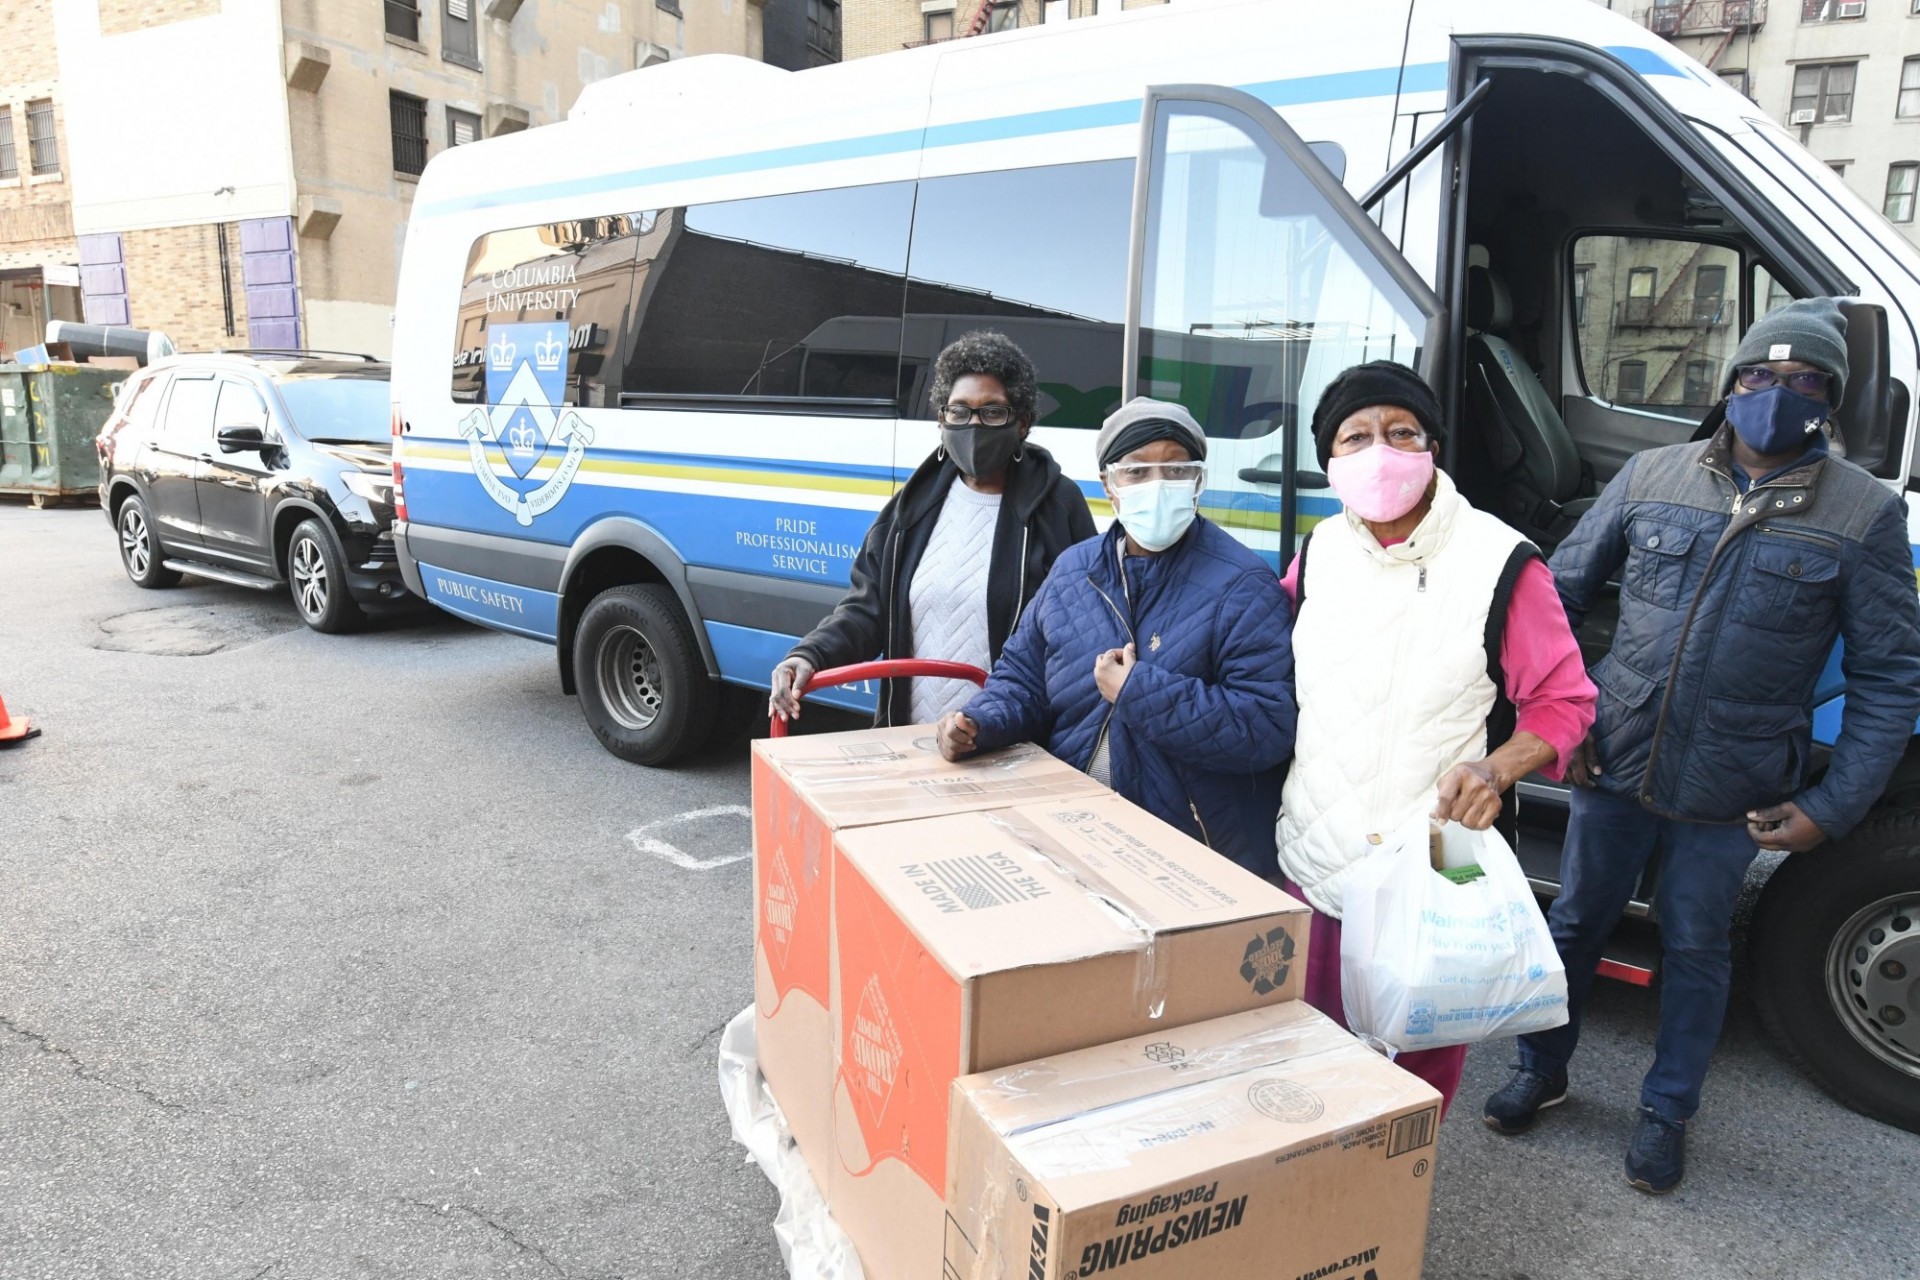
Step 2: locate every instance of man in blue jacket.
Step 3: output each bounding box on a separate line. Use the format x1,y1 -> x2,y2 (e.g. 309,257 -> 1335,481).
934,397 -> 1297,874
1484,299 -> 1920,1193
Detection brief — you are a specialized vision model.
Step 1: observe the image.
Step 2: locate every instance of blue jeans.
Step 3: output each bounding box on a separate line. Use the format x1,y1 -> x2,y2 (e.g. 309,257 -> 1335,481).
1518,785 -> 1759,1123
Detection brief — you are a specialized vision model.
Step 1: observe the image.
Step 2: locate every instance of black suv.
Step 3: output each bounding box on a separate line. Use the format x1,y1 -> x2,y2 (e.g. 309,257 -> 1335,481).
96,351 -> 411,632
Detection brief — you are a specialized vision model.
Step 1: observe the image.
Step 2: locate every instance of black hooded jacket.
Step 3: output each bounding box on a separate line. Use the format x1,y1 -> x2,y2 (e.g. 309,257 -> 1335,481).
786,443 -> 1096,725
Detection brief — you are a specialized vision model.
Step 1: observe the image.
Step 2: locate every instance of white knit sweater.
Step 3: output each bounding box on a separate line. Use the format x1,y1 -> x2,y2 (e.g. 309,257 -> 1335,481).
908,477 -> 1000,724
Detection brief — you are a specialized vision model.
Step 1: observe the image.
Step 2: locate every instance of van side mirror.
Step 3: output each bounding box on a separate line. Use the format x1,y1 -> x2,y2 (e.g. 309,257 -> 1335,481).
1836,300 -> 1901,475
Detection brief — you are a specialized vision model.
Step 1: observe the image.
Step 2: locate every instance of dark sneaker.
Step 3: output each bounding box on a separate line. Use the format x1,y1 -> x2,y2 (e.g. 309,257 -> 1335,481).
1625,1106 -> 1686,1194
1482,1066 -> 1569,1135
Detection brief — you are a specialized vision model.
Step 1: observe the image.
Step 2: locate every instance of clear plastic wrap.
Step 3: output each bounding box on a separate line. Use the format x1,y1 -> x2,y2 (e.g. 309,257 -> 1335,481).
716,1007 -> 867,1280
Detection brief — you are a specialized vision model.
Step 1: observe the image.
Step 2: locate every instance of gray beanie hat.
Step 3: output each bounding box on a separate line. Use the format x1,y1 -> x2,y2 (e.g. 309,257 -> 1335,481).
1724,296 -> 1849,409
1096,396 -> 1208,469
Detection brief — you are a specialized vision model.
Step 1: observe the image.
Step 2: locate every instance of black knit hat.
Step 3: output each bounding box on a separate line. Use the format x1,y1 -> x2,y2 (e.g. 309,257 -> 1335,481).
1310,361 -> 1443,469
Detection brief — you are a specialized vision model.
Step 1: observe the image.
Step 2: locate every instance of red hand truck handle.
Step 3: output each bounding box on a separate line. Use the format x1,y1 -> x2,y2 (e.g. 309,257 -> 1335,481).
769,659 -> 988,738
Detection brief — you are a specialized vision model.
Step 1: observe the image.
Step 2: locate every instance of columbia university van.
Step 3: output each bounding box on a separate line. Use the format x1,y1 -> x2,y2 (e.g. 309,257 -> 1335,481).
391,0 -> 1920,1129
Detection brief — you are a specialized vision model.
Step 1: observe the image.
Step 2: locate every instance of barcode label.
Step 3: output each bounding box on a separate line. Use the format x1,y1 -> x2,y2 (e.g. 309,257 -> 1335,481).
1387,1106 -> 1438,1157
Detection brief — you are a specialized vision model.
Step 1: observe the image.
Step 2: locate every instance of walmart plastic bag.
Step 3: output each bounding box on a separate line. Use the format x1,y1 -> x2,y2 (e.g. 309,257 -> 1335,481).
1339,816 -> 1568,1052
717,1007 -> 867,1280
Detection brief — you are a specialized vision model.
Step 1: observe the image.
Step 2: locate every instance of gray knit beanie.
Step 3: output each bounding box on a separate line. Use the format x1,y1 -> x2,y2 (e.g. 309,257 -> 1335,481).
1096,397 -> 1208,469
1724,297 -> 1849,409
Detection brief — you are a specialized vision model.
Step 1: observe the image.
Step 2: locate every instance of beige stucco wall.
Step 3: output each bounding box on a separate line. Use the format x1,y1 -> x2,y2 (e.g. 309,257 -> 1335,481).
282,0 -> 769,357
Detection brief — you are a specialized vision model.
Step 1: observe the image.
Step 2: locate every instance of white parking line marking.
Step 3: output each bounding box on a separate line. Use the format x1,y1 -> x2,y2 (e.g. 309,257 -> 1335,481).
626,805 -> 752,870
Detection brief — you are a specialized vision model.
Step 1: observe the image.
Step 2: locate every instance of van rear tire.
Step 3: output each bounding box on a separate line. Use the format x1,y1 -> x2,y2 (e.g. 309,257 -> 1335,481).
573,584 -> 715,766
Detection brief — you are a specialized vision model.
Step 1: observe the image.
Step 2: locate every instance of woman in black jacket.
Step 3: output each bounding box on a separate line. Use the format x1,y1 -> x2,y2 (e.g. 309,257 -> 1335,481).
768,330 -> 1095,727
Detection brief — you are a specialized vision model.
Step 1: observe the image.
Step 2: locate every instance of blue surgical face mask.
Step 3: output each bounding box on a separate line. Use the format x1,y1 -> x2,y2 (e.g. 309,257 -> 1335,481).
1113,478 -> 1199,552
1725,384 -> 1830,456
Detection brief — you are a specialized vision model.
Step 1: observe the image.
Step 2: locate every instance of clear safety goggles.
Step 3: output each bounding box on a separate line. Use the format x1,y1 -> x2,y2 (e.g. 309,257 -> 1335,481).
1105,461 -> 1205,488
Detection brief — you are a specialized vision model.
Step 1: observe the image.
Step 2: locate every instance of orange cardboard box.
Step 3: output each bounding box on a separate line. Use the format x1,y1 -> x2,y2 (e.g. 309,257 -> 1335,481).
945,1001 -> 1442,1280
827,794 -> 1312,1280
751,725 -> 1107,1185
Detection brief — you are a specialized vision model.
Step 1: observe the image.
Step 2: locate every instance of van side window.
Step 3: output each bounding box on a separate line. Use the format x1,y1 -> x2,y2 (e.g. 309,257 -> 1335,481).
620,181 -> 916,411
453,213 -> 648,408
1572,234 -> 1742,422
901,159 -> 1135,428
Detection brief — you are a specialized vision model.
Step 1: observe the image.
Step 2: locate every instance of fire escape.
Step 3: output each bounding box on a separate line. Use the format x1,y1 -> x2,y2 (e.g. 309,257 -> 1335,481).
1646,1 -> 1767,73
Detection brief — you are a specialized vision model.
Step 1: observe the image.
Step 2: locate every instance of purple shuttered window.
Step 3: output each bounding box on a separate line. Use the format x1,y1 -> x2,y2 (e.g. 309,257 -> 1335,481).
239,217 -> 301,348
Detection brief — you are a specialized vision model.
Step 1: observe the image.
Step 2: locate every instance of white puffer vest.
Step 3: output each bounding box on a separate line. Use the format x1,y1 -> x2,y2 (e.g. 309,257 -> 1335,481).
1276,471 -> 1530,918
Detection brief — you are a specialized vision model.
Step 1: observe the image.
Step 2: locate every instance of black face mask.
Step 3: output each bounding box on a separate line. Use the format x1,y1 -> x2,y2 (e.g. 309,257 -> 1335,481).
942,426 -> 1022,479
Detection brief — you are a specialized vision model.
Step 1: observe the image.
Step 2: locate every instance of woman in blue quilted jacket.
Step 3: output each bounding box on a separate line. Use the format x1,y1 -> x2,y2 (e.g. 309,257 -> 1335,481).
933,397 -> 1297,874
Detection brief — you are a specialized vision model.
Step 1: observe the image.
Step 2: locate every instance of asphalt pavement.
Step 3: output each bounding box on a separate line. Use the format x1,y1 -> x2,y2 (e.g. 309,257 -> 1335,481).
2,501 -> 1915,1280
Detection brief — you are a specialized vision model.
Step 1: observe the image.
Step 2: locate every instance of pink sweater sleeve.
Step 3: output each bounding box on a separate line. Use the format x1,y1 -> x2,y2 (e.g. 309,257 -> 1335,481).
1279,551 -> 1300,603
1502,557 -> 1597,781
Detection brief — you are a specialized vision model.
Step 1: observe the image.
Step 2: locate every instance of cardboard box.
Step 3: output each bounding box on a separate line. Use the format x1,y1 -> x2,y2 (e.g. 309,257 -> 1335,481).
945,1002 -> 1441,1280
752,725 -> 1107,1187
828,794 -> 1313,1280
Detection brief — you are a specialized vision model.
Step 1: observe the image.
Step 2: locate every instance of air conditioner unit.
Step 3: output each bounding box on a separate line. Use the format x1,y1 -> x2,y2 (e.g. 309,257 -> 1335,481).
1837,0 -> 1866,15
1790,107 -> 1818,124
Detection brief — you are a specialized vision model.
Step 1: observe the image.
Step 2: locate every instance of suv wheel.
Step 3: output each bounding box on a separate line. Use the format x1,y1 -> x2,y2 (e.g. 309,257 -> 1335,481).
573,584 -> 715,766
1751,810 -> 1920,1134
116,496 -> 181,588
287,519 -> 365,634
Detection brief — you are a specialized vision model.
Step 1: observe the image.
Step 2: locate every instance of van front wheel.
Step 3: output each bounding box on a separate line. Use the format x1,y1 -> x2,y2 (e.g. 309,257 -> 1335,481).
573,584 -> 715,766
1751,810 -> 1920,1134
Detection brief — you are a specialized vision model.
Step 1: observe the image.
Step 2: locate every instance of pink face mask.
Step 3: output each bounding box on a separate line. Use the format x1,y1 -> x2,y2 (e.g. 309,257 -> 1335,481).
1326,443 -> 1435,523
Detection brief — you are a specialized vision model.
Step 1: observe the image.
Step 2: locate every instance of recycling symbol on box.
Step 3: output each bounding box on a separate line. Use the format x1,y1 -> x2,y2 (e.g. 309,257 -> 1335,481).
1240,926 -> 1296,996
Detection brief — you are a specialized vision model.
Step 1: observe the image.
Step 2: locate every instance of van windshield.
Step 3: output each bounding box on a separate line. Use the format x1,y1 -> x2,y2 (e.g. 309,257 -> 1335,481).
279,377 -> 392,444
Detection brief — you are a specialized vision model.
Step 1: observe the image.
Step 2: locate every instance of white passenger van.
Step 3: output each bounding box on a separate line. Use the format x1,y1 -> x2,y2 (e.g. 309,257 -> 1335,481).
392,0 -> 1920,1129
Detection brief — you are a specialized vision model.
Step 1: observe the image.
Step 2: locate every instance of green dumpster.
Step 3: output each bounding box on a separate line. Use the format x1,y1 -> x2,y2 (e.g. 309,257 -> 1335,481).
0,363 -> 118,509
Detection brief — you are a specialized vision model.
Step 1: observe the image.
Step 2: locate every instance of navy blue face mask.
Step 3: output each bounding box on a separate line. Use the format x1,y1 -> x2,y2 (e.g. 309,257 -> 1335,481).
1724,385 -> 1830,456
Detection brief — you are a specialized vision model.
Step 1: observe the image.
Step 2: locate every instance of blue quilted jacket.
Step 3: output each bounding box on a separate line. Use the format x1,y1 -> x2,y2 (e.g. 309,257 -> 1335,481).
1549,428 -> 1920,837
962,518 -> 1297,873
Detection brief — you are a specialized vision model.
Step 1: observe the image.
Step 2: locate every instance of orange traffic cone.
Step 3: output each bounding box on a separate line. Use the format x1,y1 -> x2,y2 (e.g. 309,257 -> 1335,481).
0,689 -> 38,745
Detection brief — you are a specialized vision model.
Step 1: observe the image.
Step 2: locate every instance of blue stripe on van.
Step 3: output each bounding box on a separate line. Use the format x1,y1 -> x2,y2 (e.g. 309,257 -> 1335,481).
1602,44 -> 1686,79
418,61 -> 1452,219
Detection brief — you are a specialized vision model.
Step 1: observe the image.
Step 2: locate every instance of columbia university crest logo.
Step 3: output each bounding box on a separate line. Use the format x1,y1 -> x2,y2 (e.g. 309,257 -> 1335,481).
458,321 -> 594,526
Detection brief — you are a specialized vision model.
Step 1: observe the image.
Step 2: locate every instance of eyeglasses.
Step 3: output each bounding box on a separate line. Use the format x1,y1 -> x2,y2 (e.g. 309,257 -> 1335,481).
1735,365 -> 1832,398
1105,461 -> 1205,487
939,403 -> 1017,428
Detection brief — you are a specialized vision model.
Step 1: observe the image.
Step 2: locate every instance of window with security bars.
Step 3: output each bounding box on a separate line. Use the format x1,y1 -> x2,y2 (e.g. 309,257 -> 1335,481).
1885,163 -> 1917,223
1791,63 -> 1856,122
0,108 -> 15,180
390,91 -> 428,176
807,0 -> 840,58
384,0 -> 420,40
447,107 -> 480,148
443,0 -> 479,65
26,99 -> 57,175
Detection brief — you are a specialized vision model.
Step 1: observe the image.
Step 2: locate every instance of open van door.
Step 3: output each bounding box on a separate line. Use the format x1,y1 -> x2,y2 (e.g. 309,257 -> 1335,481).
1122,85 -> 1445,569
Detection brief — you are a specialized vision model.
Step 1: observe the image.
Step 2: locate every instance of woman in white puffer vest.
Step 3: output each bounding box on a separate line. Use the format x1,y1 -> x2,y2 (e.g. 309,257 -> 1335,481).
1275,361 -> 1595,1115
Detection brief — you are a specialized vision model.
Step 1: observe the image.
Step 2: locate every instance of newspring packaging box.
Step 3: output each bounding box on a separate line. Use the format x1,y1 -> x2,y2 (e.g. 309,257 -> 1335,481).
828,793 -> 1314,1280
751,725 -> 1107,1186
945,1001 -> 1442,1280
